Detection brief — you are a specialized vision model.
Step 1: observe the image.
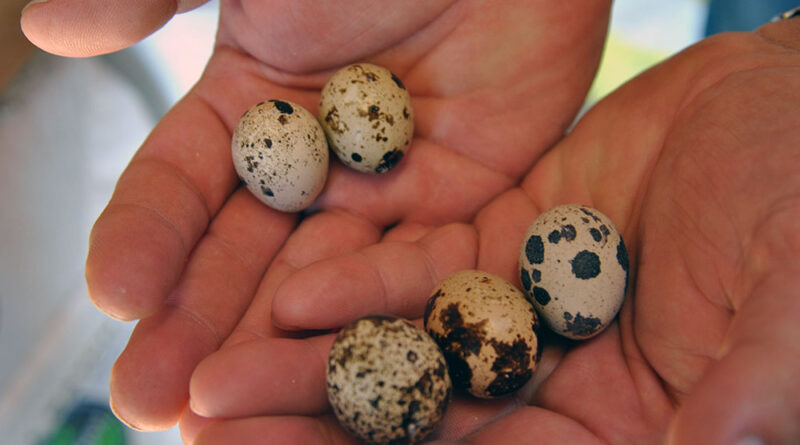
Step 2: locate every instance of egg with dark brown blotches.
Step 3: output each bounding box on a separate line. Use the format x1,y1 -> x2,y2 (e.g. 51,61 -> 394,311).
232,100 -> 328,212
319,63 -> 414,174
518,204 -> 629,340
327,316 -> 451,445
424,270 -> 540,399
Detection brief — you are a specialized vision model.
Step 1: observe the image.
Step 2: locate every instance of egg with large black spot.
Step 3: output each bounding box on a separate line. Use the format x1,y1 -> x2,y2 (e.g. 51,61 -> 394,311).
424,270 -> 540,399
327,316 -> 451,444
318,63 -> 414,174
518,204 -> 628,340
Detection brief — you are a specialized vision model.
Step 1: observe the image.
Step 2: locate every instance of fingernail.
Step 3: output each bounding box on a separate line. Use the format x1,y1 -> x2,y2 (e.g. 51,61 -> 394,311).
109,395 -> 142,431
189,398 -> 209,417
735,435 -> 766,445
22,0 -> 49,14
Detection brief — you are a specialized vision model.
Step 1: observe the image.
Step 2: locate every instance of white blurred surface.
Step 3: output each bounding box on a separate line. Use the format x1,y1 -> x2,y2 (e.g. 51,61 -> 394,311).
0,52 -> 153,444
0,3 -> 218,444
611,0 -> 707,52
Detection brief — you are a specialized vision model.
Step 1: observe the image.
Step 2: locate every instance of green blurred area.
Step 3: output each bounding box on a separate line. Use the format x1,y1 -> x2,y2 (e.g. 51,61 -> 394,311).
586,30 -> 672,105
39,404 -> 127,445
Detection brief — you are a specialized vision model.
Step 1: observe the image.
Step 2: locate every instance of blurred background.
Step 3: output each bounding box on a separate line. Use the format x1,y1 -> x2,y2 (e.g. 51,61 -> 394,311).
0,0 -> 793,443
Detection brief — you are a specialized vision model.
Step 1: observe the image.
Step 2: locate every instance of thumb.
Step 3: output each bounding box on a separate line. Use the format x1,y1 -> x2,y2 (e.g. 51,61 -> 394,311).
668,275 -> 800,445
20,0 -> 209,57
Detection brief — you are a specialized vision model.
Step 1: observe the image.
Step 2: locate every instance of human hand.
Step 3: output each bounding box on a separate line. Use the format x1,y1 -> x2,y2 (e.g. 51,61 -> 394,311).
187,19 -> 800,444
19,0 -> 612,435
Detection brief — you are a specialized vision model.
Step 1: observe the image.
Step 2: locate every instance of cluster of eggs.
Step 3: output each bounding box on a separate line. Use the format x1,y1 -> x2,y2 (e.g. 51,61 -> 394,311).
231,63 -> 414,212
326,204 -> 630,444
229,59 -> 633,445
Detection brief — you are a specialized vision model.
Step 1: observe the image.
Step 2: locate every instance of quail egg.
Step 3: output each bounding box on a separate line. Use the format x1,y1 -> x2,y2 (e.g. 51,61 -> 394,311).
424,270 -> 540,399
518,204 -> 629,340
327,316 -> 451,445
232,100 -> 328,212
319,63 -> 414,174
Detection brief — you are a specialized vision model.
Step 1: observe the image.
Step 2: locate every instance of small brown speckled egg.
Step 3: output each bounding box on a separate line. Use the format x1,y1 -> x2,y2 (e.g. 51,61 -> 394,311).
318,63 -> 414,174
327,316 -> 451,445
232,100 -> 328,212
424,270 -> 540,399
518,204 -> 629,340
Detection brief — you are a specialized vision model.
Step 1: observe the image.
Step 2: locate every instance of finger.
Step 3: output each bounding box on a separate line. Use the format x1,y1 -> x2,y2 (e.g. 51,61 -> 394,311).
179,406 -> 217,445
189,324 -> 514,433
224,208 -> 382,343
85,48 -> 312,321
191,322 -> 434,420
109,189 -> 295,431
20,0 -> 208,57
668,273 -> 800,445
271,222 -> 478,330
190,333 -> 335,418
85,87 -> 231,321
473,187 -> 540,284
190,319 -> 570,438
185,210 -> 380,424
193,415 -> 356,445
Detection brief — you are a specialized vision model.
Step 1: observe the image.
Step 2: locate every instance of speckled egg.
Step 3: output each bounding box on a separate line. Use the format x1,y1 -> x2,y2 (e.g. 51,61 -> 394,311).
232,100 -> 328,212
327,316 -> 451,445
318,63 -> 414,174
518,204 -> 629,340
424,270 -> 540,399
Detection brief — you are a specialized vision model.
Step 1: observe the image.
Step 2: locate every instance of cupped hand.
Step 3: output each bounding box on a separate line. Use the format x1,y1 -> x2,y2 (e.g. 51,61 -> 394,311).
187,19 -> 800,444
20,0 -> 613,435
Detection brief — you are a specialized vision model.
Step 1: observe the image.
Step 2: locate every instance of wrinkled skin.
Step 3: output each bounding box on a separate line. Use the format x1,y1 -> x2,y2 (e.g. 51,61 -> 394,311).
21,1 -> 800,444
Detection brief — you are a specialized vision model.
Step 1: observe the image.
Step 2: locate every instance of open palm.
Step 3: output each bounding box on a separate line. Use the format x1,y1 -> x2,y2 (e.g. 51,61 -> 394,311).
19,0 -> 612,437
186,19 -> 800,444
495,22 -> 800,444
